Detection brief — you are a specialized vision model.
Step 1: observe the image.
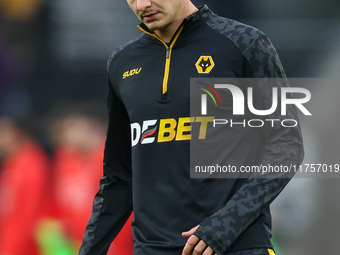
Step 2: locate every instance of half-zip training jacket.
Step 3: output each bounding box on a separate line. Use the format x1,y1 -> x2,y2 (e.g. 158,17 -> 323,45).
79,5 -> 304,255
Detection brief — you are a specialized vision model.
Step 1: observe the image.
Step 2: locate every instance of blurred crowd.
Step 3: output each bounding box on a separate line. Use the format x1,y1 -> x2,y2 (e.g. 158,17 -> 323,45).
0,105 -> 134,255
0,2 -> 134,254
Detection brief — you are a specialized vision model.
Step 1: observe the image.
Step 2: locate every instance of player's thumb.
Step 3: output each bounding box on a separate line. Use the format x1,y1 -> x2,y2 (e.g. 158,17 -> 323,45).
181,225 -> 199,237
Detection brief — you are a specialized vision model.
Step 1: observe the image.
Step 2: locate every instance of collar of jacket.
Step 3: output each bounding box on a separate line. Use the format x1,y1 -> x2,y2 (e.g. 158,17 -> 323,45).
137,4 -> 211,41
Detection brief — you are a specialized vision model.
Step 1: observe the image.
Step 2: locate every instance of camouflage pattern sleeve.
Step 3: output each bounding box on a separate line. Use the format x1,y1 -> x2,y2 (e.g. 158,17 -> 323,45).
194,35 -> 304,255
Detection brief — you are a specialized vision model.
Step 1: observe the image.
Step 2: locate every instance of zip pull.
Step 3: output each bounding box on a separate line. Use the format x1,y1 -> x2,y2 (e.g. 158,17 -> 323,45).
166,47 -> 170,59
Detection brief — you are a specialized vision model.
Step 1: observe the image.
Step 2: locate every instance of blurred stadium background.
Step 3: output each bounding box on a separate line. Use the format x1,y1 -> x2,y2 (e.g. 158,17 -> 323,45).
1,0 -> 340,254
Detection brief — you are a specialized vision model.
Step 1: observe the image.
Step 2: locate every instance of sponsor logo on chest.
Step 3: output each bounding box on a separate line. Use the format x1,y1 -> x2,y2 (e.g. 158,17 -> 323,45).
122,68 -> 142,79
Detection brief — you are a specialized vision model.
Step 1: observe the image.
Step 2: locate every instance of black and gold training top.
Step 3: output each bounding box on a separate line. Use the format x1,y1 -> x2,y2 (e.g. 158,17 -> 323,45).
79,5 -> 304,255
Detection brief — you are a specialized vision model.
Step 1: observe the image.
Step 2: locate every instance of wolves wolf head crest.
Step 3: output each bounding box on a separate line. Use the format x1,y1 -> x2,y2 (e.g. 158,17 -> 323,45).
195,56 -> 215,74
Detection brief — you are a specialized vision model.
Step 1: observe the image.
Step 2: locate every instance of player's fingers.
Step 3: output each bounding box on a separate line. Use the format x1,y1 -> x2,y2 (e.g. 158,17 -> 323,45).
182,225 -> 199,237
182,234 -> 200,255
192,240 -> 208,255
202,245 -> 214,255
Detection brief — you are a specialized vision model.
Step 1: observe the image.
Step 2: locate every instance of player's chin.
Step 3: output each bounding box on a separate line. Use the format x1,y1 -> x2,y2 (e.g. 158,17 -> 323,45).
144,22 -> 162,32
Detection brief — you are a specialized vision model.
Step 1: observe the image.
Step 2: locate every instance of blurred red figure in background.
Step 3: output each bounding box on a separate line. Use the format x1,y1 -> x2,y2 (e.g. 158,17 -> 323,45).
0,116 -> 49,255
47,105 -> 134,254
51,114 -> 106,243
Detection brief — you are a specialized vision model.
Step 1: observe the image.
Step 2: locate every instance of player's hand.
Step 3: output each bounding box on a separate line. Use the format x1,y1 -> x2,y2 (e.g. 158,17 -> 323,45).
182,225 -> 217,255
